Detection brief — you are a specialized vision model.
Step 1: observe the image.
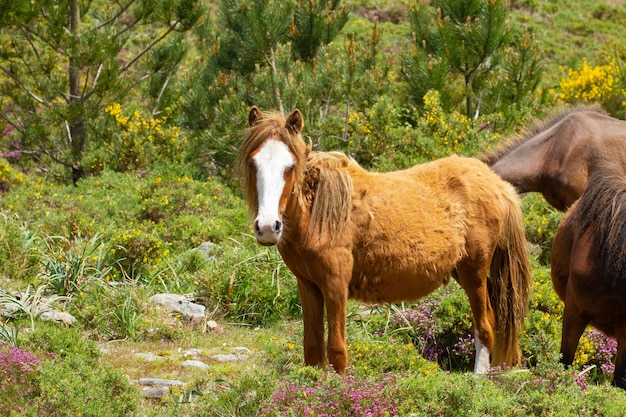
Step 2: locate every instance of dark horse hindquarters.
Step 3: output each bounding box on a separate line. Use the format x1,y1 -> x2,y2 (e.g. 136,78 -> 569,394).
551,166 -> 626,388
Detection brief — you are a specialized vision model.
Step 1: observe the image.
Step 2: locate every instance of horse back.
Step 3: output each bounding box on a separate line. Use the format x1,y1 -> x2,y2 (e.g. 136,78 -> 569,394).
344,155 -> 515,302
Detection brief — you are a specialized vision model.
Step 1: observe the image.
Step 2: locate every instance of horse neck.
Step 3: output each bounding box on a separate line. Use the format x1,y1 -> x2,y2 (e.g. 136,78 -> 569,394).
490,135 -> 550,193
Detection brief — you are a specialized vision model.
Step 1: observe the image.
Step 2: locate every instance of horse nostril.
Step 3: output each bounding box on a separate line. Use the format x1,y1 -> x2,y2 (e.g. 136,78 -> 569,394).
254,220 -> 261,235
274,220 -> 282,233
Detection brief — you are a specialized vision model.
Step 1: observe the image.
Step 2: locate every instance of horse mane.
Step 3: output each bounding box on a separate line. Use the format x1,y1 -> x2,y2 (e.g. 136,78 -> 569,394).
480,105 -> 606,166
304,151 -> 354,243
570,165 -> 626,294
235,110 -> 311,215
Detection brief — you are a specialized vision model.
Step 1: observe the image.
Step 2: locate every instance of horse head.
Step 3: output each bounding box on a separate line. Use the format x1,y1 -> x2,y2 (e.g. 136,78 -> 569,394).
237,106 -> 308,246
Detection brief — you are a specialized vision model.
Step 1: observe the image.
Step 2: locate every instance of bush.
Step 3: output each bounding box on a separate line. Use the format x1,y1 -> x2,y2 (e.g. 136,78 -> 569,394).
199,241 -> 301,326
257,371 -> 399,416
0,345 -> 45,416
558,58 -> 626,117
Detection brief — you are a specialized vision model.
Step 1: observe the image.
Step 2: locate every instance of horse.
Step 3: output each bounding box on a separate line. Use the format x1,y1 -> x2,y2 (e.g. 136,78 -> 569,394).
481,107 -> 626,211
550,165 -> 626,389
236,106 -> 532,375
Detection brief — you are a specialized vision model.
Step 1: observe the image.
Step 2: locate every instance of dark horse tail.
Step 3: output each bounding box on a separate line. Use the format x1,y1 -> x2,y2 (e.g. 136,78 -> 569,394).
489,190 -> 533,367
570,165 -> 626,299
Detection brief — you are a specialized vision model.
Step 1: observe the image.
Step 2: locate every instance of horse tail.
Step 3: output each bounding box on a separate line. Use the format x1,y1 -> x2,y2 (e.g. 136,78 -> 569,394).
488,188 -> 532,367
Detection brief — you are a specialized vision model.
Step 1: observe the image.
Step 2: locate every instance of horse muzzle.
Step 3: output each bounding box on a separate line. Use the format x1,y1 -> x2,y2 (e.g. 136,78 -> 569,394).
253,218 -> 283,246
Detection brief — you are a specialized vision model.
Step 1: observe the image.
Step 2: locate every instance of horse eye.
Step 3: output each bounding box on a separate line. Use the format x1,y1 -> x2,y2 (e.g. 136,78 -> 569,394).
285,165 -> 295,175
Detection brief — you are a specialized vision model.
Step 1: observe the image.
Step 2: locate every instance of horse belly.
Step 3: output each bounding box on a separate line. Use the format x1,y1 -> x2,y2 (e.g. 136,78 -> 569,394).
348,260 -> 454,304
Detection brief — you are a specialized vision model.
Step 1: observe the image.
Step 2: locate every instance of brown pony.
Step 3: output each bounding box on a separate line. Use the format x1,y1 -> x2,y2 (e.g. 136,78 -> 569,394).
551,165 -> 626,388
237,106 -> 532,375
481,107 -> 626,211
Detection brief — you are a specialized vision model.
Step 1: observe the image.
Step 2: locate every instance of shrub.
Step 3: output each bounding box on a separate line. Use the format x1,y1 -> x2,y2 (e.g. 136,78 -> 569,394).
31,354 -> 139,417
367,282 -> 474,372
558,58 -> 626,117
199,242 -> 301,326
256,371 -> 398,416
0,345 -> 45,416
0,158 -> 25,192
86,103 -> 188,174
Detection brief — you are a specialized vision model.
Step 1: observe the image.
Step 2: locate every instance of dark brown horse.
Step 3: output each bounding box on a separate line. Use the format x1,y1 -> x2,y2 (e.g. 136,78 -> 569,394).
551,165 -> 626,388
237,106 -> 532,375
481,107 -> 626,211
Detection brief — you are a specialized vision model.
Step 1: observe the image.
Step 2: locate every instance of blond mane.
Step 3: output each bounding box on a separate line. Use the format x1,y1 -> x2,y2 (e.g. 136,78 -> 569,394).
304,152 -> 354,243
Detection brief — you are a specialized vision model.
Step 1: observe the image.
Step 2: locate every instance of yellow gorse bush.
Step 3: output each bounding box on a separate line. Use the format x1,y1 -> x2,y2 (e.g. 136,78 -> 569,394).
559,58 -> 626,105
90,103 -> 186,172
420,89 -> 487,158
0,158 -> 24,192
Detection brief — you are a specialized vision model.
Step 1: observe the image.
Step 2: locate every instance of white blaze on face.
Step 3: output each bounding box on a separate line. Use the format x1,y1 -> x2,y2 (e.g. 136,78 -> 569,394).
252,139 -> 294,245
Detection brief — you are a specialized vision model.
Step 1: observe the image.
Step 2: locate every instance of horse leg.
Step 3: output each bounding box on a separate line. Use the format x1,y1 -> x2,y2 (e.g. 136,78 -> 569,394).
559,300 -> 588,366
456,264 -> 495,374
323,285 -> 349,375
612,329 -> 626,389
296,277 -> 326,368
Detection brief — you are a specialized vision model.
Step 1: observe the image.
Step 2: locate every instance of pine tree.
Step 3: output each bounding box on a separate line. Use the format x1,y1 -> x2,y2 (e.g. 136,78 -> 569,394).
290,0 -> 350,62
0,0 -> 202,182
403,0 -> 542,121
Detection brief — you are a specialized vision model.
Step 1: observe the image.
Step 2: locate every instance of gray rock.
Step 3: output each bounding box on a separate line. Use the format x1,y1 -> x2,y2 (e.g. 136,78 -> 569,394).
142,387 -> 170,398
135,353 -> 165,361
198,241 -> 217,258
149,293 -> 205,320
181,359 -> 210,370
182,348 -> 202,357
210,353 -> 248,362
139,378 -> 185,387
39,310 -> 77,325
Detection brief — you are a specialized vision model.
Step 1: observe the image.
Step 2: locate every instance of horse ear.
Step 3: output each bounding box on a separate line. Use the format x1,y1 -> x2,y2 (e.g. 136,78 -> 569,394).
248,106 -> 262,127
286,109 -> 304,134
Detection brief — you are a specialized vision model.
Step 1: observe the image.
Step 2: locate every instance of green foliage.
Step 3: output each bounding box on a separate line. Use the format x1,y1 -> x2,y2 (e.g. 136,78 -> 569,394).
199,241 -> 301,326
0,0 -> 203,181
403,0 -> 543,123
85,103 -> 188,174
216,0 -> 295,75
521,193 -> 563,263
31,354 -> 139,416
290,0 -> 350,62
0,158 -> 25,192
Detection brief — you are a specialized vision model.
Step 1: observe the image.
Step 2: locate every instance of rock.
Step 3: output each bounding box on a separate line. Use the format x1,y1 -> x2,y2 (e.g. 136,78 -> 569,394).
149,293 -> 205,320
142,387 -> 171,398
0,303 -> 20,317
135,353 -> 165,361
138,378 -> 185,387
197,242 -> 217,259
181,359 -> 210,370
210,353 -> 248,362
182,348 -> 202,358
39,310 -> 77,325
